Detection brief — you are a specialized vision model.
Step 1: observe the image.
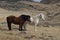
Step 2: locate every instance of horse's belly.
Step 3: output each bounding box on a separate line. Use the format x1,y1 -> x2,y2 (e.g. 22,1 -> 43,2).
12,21 -> 21,25
12,21 -> 24,25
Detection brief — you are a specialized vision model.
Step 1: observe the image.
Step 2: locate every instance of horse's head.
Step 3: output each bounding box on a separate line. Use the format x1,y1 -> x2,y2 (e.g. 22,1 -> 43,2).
37,13 -> 45,21
25,16 -> 31,22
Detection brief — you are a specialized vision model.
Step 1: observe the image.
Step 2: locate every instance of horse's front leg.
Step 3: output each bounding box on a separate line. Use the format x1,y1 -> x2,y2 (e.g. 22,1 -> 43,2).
23,22 -> 27,31
23,25 -> 26,31
19,25 -> 23,31
34,19 -> 39,32
34,21 -> 39,32
34,23 -> 38,32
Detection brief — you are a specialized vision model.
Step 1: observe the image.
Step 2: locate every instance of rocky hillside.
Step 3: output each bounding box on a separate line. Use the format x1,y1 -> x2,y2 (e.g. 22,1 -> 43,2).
0,1 -> 60,26
0,0 -> 32,2
40,0 -> 60,4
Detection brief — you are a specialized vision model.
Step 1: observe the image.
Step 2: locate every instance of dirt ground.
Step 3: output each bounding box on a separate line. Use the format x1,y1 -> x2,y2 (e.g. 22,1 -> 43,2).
0,8 -> 60,40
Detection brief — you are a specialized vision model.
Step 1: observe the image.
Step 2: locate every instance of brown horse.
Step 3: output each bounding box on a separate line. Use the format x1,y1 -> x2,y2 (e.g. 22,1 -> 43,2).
6,15 -> 31,31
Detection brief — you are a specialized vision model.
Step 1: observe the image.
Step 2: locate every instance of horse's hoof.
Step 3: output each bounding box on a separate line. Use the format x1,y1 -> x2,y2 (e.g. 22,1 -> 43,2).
19,29 -> 22,31
19,29 -> 23,31
9,28 -> 12,30
8,29 -> 12,31
21,29 -> 27,31
23,29 -> 27,31
19,29 -> 27,31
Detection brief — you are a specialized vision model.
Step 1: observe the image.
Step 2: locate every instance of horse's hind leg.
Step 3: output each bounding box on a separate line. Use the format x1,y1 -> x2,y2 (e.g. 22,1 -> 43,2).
7,23 -> 11,30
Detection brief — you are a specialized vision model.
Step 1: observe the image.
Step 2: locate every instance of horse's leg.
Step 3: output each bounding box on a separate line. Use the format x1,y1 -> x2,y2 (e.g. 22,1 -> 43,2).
34,23 -> 37,32
24,25 -> 26,30
23,21 -> 27,31
19,25 -> 23,31
34,19 -> 39,32
19,25 -> 21,31
7,23 -> 11,30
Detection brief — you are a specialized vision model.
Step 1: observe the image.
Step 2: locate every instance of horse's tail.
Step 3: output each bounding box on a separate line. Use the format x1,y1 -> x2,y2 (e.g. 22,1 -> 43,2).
6,17 -> 9,23
6,17 -> 12,24
6,17 -> 11,30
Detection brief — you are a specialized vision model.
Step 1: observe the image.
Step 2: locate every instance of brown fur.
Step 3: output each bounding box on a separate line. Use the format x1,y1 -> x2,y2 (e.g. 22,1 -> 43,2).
6,15 -> 31,31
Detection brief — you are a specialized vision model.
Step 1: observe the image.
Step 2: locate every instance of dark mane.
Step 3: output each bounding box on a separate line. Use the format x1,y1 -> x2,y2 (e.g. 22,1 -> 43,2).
19,15 -> 30,21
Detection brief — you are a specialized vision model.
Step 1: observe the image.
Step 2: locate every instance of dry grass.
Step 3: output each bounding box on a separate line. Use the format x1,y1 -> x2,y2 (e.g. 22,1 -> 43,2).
0,7 -> 60,40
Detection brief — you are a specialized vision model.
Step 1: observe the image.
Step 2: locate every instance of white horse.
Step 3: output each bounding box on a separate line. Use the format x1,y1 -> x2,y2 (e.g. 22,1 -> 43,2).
30,13 -> 46,32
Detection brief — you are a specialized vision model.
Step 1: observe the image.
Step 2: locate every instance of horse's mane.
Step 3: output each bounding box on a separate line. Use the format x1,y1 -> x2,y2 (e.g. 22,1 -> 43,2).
19,14 -> 30,21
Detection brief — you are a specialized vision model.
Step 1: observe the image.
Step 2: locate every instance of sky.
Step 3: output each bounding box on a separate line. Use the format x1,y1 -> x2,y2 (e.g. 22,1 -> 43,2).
32,0 -> 42,2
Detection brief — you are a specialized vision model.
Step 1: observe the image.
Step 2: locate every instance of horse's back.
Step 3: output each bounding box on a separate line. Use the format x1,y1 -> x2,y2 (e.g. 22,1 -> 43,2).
20,15 -> 30,19
6,15 -> 16,23
7,15 -> 16,19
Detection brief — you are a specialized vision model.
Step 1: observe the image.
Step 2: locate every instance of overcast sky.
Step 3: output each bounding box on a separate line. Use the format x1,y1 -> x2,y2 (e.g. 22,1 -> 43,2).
33,0 -> 42,2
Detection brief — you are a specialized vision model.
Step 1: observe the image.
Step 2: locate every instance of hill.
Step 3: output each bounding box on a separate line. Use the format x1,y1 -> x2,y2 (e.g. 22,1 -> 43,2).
0,1 -> 60,40
0,1 -> 60,26
41,0 -> 60,4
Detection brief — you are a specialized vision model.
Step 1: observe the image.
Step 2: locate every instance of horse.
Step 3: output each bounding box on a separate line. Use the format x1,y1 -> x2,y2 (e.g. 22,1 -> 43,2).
6,14 -> 31,31
30,13 -> 46,32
